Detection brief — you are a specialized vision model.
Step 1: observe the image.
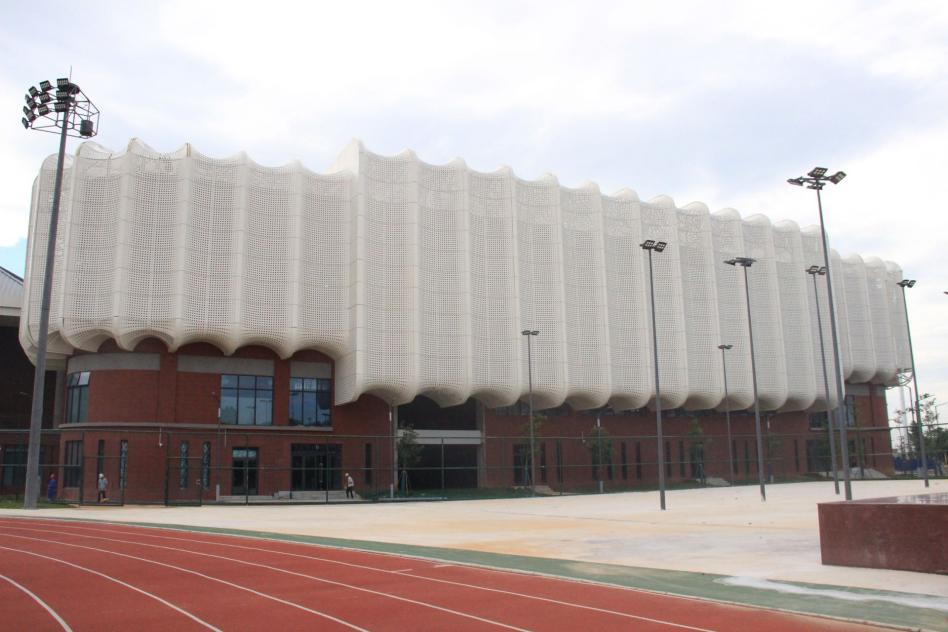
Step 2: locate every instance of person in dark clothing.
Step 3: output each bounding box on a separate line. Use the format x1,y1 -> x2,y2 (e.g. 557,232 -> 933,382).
46,473 -> 57,502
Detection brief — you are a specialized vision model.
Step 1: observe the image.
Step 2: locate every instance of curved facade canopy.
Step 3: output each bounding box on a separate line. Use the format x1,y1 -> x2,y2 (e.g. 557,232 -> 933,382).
21,139 -> 911,412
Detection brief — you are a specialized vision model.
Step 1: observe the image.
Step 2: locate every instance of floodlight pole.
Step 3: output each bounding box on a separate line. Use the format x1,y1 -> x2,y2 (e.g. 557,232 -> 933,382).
807,267 -> 840,494
718,344 -> 735,485
22,98 -> 71,509
726,258 -> 766,501
815,187 -> 852,500
522,329 -> 539,496
899,280 -> 928,487
641,241 -> 666,510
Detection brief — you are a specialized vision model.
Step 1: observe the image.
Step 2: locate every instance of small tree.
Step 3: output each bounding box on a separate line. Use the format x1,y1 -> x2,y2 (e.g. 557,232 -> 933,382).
587,424 -> 613,483
687,418 -> 707,484
518,412 -> 546,486
397,425 -> 423,493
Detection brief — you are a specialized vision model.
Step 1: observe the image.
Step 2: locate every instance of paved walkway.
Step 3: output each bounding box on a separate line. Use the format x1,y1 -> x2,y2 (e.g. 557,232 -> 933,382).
4,479 -> 947,629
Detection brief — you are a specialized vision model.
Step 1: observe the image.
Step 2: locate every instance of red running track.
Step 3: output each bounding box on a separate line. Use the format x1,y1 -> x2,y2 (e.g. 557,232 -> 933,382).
0,517 -> 887,631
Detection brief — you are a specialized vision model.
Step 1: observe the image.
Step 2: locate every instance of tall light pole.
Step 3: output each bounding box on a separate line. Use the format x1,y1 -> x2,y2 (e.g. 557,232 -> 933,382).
788,167 -> 852,499
20,77 -> 99,509
521,329 -> 539,496
724,257 -> 767,501
717,344 -> 735,485
641,239 -> 667,510
807,265 -> 840,494
898,279 -> 928,488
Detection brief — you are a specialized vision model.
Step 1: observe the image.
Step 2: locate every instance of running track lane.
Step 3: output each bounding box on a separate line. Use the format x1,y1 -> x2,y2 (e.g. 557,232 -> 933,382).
0,518 -> 889,632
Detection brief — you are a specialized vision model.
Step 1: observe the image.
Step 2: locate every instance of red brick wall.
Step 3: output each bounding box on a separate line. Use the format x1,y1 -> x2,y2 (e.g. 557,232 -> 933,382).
54,335 -> 896,500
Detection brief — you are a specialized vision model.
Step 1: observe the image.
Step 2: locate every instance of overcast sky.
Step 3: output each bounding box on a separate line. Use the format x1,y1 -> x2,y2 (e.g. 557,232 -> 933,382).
2,1 -> 946,417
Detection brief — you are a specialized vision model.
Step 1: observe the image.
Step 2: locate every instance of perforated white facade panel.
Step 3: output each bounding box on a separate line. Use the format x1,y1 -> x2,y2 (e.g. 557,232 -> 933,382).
841,255 -> 876,383
773,221 -> 816,411
864,257 -> 897,385
741,214 -> 788,411
21,139 -> 910,410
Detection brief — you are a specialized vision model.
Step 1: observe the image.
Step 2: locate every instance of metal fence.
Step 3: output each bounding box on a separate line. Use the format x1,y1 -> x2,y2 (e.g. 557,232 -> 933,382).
0,423 -> 944,506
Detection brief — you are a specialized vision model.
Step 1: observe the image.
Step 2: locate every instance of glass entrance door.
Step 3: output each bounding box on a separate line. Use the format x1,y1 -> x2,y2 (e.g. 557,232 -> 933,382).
232,448 -> 258,495
291,444 -> 342,491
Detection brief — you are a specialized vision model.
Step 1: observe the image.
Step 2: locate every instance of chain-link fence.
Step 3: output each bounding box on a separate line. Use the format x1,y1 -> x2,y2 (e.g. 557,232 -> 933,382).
0,422 -> 944,506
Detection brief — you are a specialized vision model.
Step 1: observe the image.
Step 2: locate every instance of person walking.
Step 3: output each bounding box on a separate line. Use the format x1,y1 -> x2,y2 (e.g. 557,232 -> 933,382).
97,473 -> 109,502
345,472 -> 355,499
46,473 -> 57,502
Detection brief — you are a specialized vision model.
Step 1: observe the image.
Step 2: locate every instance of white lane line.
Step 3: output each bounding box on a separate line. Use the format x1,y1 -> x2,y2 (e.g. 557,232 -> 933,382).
2,520 -> 713,631
2,525 -> 528,632
0,533 -> 367,632
0,573 -> 73,632
0,546 -> 219,631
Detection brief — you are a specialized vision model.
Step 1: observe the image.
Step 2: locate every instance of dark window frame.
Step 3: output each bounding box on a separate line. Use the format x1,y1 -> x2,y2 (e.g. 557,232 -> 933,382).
66,371 -> 90,424
64,440 -> 82,487
288,377 -> 332,427
219,375 -> 273,426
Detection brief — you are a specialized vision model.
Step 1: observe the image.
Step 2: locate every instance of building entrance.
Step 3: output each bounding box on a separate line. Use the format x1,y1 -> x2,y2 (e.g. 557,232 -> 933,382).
291,444 -> 342,491
232,447 -> 258,495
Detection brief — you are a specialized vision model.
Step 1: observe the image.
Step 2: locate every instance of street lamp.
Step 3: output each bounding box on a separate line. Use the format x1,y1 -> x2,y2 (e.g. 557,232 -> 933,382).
521,329 -> 539,496
806,265 -> 840,494
788,167 -> 852,499
19,77 -> 99,509
640,239 -> 667,510
897,279 -> 928,488
717,344 -> 735,485
724,257 -> 767,501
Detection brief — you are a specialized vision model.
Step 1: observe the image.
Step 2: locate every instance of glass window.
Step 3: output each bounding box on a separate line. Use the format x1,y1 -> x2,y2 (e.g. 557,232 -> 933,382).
201,442 -> 211,489
809,411 -> 829,431
119,440 -> 128,491
66,371 -> 90,424
289,378 -> 332,426
219,375 -> 272,426
179,441 -> 189,489
64,441 -> 82,487
1,445 -> 27,487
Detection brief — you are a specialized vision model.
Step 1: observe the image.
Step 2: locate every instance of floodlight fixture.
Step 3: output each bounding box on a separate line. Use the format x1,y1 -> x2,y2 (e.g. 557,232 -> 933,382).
725,256 -> 755,267
807,263 -> 841,493
18,73 -> 100,509
718,343 -> 735,484
787,164 -> 852,498
521,329 -> 540,496
725,255 -> 767,501
897,277 -> 928,488
641,236 -> 668,509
